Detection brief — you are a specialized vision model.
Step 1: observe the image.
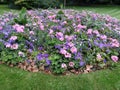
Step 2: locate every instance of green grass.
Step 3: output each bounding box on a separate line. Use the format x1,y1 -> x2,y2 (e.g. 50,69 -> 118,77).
0,5 -> 18,14
1,64 -> 120,90
0,5 -> 120,90
68,5 -> 120,19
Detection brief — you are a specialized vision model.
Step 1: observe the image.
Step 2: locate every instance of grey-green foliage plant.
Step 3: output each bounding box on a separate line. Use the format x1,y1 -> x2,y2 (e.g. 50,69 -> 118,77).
14,7 -> 27,25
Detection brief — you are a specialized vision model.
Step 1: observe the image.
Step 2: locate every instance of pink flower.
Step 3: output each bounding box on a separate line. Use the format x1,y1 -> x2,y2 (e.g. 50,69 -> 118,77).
27,11 -> 32,15
5,43 -> 11,48
100,35 -> 107,40
1,22 -> 5,25
18,51 -> 25,57
11,44 -> 18,50
75,29 -> 80,32
59,37 -> 64,41
110,39 -> 119,47
69,62 -> 75,67
48,15 -> 56,19
93,30 -> 99,35
77,18 -> 81,22
52,20 -> 58,23
62,21 -> 67,25
49,29 -> 53,34
56,32 -> 64,41
65,35 -> 74,41
77,24 -> 86,29
56,32 -> 63,37
65,52 -> 71,58
108,38 -> 113,41
70,47 -> 77,53
39,25 -> 44,30
97,53 -> 102,60
87,29 -> 92,34
111,56 -> 118,62
13,24 -> 19,29
0,26 -> 3,30
111,43 -> 119,47
17,27 -> 24,32
60,49 -> 67,55
26,24 -> 29,27
5,18 -> 9,22
67,42 -> 74,47
13,24 -> 24,33
29,31 -> 34,35
10,36 -> 17,41
61,63 -> 67,68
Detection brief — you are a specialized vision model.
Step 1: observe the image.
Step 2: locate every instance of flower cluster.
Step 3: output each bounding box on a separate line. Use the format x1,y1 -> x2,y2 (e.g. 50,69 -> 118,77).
0,9 -> 120,74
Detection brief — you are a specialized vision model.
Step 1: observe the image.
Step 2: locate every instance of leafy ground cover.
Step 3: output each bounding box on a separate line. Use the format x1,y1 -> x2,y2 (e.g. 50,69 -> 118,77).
0,5 -> 120,90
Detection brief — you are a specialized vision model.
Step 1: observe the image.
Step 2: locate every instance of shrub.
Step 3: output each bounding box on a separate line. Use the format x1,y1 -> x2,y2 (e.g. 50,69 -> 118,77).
9,0 -> 61,9
113,0 -> 120,4
95,0 -> 110,4
0,0 -> 8,4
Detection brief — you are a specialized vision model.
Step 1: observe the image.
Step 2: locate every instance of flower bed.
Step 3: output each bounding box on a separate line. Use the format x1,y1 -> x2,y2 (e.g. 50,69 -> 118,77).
0,8 -> 120,75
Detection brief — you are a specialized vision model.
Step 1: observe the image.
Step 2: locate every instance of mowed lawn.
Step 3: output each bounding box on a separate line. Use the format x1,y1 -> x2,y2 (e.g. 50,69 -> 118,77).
0,5 -> 120,90
0,5 -> 18,14
68,5 -> 120,19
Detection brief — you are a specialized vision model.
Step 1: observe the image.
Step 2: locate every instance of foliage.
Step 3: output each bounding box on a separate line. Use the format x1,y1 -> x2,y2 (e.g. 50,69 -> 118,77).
113,0 -> 120,4
0,9 -> 120,74
14,7 -> 27,25
9,0 -> 61,9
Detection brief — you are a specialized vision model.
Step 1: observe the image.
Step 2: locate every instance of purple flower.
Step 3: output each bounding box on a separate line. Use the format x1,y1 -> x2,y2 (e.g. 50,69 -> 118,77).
103,59 -> 107,63
26,60 -> 31,64
55,45 -> 62,49
11,43 -> 19,50
37,53 -> 43,60
38,46 -> 43,50
99,43 -> 104,48
79,61 -> 85,67
26,40 -> 34,49
8,40 -> 15,44
0,26 -> 3,30
111,55 -> 119,62
55,32 -> 64,41
46,59 -> 51,65
28,49 -> 33,53
37,53 -> 49,61
43,54 -> 49,58
75,52 -> 82,60
4,34 -> 9,39
94,40 -> 99,46
106,49 -> 110,53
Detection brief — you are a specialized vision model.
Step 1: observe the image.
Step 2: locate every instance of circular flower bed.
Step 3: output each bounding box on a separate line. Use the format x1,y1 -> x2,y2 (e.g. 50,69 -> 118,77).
0,8 -> 120,75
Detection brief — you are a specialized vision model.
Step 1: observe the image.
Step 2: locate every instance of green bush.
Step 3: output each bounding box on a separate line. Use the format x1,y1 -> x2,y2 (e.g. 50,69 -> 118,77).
9,0 -> 61,9
113,0 -> 120,4
0,0 -> 8,4
9,0 -> 34,9
95,0 -> 110,4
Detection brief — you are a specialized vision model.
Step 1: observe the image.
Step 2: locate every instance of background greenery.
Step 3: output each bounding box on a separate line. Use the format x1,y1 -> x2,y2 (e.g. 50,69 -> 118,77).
0,0 -> 120,9
0,5 -> 120,90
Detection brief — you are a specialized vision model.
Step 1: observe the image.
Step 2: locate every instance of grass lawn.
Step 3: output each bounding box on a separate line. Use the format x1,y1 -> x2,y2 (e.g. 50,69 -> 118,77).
68,5 -> 120,19
0,5 -> 120,90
